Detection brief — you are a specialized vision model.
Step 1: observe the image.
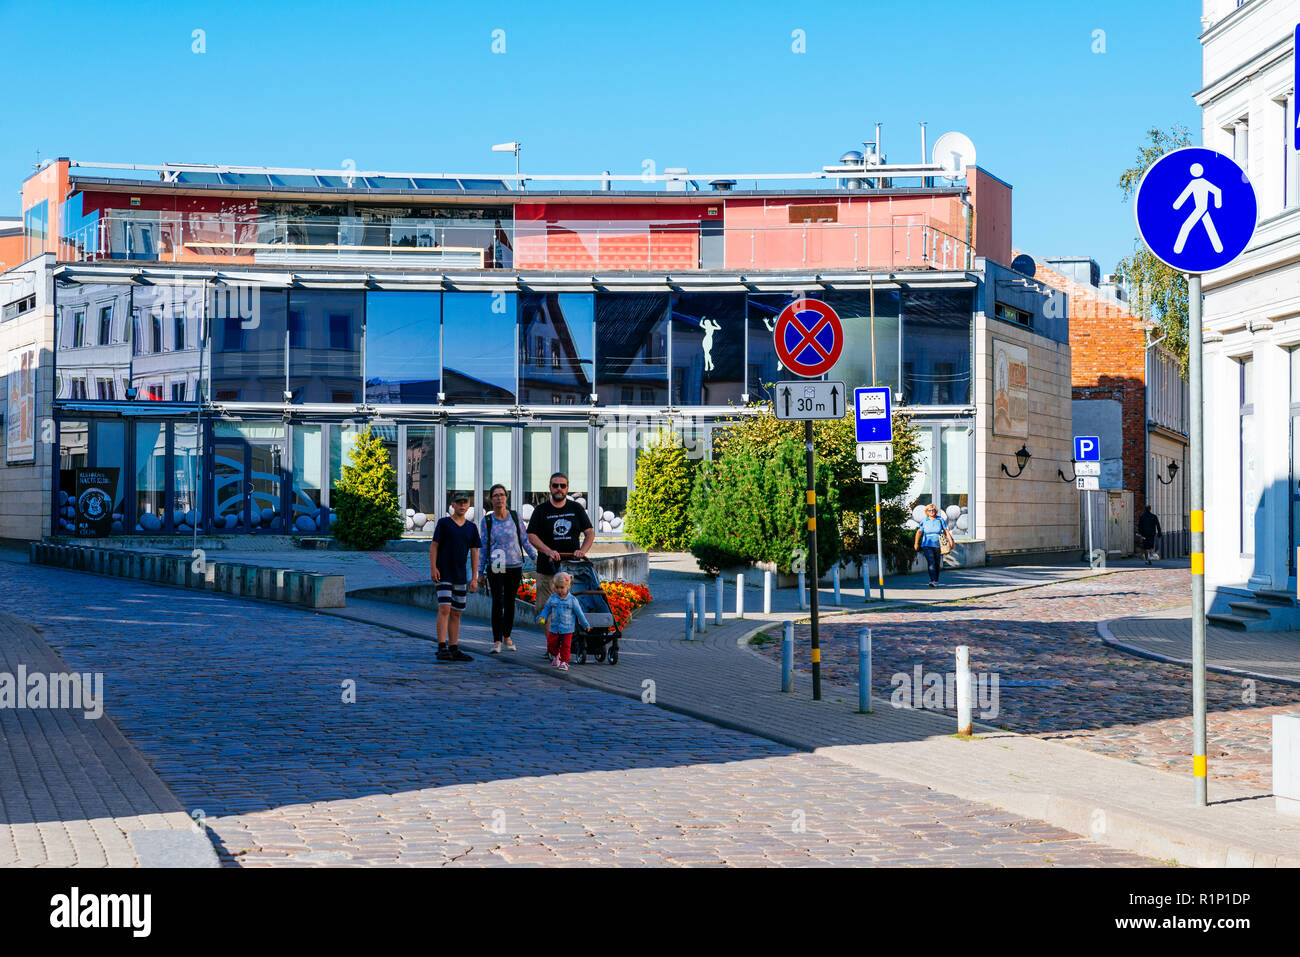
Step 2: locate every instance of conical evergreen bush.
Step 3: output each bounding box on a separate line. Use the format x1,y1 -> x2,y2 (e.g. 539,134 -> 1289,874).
332,427 -> 404,550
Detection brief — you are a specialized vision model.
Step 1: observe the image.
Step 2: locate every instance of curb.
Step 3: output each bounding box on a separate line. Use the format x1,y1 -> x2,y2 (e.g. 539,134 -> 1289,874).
1097,618 -> 1300,689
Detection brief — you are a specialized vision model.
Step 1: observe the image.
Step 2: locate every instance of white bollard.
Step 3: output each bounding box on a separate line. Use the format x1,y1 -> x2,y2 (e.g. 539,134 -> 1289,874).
715,575 -> 723,625
685,589 -> 695,639
763,570 -> 773,615
956,645 -> 972,736
736,572 -> 745,619
697,583 -> 707,633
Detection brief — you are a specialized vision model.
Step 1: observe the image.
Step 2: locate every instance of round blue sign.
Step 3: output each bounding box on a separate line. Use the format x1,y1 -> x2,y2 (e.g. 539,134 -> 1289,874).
1135,147 -> 1257,274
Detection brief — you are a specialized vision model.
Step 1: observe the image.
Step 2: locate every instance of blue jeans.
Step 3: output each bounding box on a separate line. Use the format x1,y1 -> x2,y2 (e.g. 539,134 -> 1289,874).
921,545 -> 942,583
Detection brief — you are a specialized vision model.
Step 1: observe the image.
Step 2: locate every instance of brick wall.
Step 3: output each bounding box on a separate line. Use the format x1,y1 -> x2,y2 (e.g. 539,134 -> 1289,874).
1033,257 -> 1149,513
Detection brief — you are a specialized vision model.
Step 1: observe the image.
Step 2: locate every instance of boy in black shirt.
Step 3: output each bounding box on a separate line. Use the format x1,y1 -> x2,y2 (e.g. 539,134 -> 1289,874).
429,491 -> 481,661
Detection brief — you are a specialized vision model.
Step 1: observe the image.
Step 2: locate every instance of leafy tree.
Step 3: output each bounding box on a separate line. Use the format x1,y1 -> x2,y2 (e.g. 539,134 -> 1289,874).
1115,125 -> 1192,373
624,430 -> 696,551
689,402 -> 918,575
331,427 -> 404,550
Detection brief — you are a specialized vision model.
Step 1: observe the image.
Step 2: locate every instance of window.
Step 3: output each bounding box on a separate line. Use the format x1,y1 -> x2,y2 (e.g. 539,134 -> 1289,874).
2,294 -> 36,321
994,302 -> 1032,328
288,290 -> 363,403
23,200 -> 48,260
98,305 -> 113,345
519,293 -> 594,405
132,310 -> 143,356
172,382 -> 187,402
364,291 -> 440,404
71,379 -> 88,399
905,289 -> 974,405
174,313 -> 185,351
209,288 -> 288,403
670,292 -> 745,406
148,385 -> 163,401
97,378 -> 116,400
329,313 -> 351,350
595,293 -> 668,405
151,312 -> 163,353
72,310 -> 86,347
441,291 -> 516,404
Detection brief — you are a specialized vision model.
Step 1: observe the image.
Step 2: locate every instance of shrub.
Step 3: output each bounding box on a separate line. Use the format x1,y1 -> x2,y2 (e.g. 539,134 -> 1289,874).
331,427 -> 404,550
624,430 -> 696,552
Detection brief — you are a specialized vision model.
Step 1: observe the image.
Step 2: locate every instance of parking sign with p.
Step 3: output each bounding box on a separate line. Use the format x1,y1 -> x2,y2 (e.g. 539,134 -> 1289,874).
1074,435 -> 1100,462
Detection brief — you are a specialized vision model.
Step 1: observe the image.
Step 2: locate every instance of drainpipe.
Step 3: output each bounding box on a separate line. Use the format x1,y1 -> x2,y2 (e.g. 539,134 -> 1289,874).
962,193 -> 973,270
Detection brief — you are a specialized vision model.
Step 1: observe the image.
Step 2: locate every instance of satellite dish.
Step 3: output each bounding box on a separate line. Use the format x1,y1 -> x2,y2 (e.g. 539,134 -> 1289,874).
1010,254 -> 1036,278
932,131 -> 976,182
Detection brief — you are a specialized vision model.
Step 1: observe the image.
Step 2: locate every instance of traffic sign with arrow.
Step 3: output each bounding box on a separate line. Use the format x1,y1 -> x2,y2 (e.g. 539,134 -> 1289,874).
774,380 -> 845,421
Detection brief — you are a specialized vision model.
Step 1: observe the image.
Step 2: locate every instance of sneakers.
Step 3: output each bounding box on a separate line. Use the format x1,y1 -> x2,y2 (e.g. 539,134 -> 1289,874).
449,647 -> 473,662
551,655 -> 561,668
558,660 -> 569,671
503,640 -> 517,652
490,644 -> 502,654
436,645 -> 452,661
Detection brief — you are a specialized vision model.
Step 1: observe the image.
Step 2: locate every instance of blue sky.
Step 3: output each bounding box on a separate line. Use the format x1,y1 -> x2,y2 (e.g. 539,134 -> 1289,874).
0,0 -> 1200,272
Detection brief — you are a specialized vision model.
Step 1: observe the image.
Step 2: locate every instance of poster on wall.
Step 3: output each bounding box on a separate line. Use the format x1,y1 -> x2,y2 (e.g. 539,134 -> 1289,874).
75,467 -> 119,537
992,338 -> 1029,438
6,345 -> 37,463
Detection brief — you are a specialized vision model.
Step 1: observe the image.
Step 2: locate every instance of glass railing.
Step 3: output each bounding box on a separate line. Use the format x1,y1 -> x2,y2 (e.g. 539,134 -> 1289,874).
62,212 -> 972,272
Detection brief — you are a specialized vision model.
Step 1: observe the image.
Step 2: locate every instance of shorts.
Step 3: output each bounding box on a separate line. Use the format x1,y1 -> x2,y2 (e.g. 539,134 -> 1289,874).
437,581 -> 468,610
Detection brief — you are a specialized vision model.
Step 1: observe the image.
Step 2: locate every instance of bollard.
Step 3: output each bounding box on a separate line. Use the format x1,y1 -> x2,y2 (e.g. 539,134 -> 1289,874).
833,565 -> 841,606
956,645 -> 973,736
763,570 -> 772,615
858,628 -> 872,713
697,583 -> 707,633
781,622 -> 794,693
685,589 -> 695,640
715,575 -> 723,625
798,570 -> 808,611
736,572 -> 745,619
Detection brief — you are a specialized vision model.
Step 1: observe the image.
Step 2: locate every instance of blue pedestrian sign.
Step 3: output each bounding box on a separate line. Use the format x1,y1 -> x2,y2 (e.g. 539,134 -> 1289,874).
1135,147 -> 1257,274
854,386 -> 893,442
1074,435 -> 1100,462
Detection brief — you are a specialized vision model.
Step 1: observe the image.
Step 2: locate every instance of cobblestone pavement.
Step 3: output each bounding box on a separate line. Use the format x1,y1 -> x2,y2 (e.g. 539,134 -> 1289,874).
0,560 -> 1155,867
753,567 -> 1300,791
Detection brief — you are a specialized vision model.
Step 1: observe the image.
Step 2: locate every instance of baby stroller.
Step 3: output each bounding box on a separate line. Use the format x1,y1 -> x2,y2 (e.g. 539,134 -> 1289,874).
557,556 -> 621,665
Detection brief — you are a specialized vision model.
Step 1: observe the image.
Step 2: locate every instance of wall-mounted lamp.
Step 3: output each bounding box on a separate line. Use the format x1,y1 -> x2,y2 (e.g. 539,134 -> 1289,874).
1155,461 -> 1180,486
1000,444 -> 1032,478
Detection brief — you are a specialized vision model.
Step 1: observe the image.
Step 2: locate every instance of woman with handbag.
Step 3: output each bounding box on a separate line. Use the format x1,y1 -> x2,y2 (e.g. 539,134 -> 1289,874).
914,503 -> 955,588
479,484 -> 537,653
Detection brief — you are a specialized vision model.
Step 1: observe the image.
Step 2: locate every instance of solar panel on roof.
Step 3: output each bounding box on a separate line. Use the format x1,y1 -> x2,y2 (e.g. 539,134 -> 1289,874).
411,177 -> 462,190
173,171 -> 223,184
315,175 -> 357,188
364,176 -> 416,189
457,178 -> 510,191
267,173 -> 322,187
220,172 -> 272,186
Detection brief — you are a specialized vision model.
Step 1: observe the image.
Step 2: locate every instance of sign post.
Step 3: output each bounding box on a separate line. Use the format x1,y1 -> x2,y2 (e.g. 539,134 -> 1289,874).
1135,146 -> 1258,807
773,298 -> 845,702
1074,436 -> 1101,567
855,387 -> 893,602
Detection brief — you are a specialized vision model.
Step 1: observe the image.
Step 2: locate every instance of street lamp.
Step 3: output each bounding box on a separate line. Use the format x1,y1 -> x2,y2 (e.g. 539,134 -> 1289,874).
1156,461 -> 1180,485
1001,444 -> 1032,478
492,141 -> 521,190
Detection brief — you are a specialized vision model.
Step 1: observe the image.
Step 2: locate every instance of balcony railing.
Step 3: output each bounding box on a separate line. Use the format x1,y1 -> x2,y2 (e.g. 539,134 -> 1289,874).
62,212 -> 973,273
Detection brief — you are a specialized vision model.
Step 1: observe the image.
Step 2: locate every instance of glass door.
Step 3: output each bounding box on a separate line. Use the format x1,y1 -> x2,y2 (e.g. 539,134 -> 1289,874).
212,422 -> 287,532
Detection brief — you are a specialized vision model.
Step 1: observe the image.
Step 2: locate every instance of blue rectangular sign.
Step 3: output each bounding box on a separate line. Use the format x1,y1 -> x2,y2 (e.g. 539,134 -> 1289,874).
1074,435 -> 1100,462
854,387 -> 893,443
1296,25 -> 1300,150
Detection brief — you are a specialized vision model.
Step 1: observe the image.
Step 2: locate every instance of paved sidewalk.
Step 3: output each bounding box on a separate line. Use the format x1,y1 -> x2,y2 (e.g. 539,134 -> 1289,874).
0,610 -> 216,867
1103,606 -> 1300,685
327,568 -> 1300,867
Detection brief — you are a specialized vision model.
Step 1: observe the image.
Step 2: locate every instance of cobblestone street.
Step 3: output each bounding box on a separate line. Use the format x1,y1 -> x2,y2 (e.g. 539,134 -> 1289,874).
0,560 -> 1155,867
756,567 -> 1300,791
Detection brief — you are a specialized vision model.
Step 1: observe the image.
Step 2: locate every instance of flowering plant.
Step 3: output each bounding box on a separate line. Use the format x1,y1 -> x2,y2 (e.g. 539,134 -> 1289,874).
514,577 -> 651,631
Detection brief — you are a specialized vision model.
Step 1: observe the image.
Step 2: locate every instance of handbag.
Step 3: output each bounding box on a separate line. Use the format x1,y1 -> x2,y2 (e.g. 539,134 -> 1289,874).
939,531 -> 954,556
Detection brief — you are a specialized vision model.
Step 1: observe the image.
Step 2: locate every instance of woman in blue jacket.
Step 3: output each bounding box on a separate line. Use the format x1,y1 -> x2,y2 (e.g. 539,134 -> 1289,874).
913,503 -> 954,587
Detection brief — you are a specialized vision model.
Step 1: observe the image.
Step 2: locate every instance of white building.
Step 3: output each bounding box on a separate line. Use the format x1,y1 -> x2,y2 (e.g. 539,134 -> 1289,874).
1198,0 -> 1300,627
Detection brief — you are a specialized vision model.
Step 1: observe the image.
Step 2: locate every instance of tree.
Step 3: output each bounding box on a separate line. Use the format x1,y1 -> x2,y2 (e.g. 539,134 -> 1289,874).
331,427 -> 404,550
689,402 -> 919,575
1115,126 -> 1192,373
624,430 -> 696,551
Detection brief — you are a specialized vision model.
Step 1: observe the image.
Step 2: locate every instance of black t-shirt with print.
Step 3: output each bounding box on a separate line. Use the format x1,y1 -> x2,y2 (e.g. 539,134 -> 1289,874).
529,498 -> 593,575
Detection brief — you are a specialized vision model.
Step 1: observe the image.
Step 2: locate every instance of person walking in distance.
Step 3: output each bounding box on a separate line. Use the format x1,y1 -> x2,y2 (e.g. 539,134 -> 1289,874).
480,483 -> 535,654
527,471 -> 594,616
913,503 -> 954,588
429,491 -> 480,662
1138,504 -> 1163,565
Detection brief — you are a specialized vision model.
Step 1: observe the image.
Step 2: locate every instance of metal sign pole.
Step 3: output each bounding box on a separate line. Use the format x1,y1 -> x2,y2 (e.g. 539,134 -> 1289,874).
1189,273 -> 1207,807
806,419 -> 822,701
873,482 -> 885,600
1086,488 -> 1094,565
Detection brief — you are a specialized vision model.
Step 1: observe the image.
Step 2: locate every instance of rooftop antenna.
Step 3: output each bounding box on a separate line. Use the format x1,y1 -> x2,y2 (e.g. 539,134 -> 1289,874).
919,123 -> 929,187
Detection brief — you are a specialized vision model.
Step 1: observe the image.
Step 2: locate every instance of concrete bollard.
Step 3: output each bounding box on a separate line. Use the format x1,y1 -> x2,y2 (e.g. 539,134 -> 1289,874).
305,574 -> 346,608
781,621 -> 794,693
243,565 -> 260,598
274,568 -> 291,602
833,565 -> 841,606
736,573 -> 745,619
715,575 -> 723,625
956,645 -> 973,736
696,583 -> 707,634
763,570 -> 773,615
685,589 -> 695,640
858,628 -> 872,713
257,567 -> 274,600
798,570 -> 808,611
